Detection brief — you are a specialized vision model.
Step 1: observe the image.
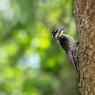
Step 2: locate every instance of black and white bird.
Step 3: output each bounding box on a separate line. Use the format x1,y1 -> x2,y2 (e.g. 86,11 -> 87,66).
52,28 -> 79,75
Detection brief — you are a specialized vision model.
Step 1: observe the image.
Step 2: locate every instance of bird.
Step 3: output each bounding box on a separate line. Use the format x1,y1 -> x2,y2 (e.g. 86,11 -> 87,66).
52,28 -> 79,75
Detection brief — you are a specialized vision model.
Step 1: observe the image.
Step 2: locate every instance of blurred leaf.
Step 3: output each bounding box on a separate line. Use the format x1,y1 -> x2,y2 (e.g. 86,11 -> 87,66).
0,0 -> 78,95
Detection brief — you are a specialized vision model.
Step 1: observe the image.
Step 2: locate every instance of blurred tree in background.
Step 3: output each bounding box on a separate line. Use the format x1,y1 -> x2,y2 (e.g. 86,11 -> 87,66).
0,0 -> 79,95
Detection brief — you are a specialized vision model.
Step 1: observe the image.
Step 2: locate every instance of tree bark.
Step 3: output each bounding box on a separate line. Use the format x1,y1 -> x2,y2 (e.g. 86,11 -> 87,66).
74,0 -> 95,95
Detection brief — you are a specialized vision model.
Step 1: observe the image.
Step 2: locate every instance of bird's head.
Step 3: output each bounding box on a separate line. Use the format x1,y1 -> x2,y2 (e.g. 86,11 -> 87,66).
52,28 -> 64,40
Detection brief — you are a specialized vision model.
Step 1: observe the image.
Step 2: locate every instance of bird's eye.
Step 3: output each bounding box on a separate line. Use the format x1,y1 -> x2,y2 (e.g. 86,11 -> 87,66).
52,30 -> 57,38
54,30 -> 57,33
52,30 -> 56,34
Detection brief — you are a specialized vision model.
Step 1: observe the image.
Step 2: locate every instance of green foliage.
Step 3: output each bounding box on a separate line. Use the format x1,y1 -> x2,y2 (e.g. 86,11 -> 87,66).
0,0 -> 79,95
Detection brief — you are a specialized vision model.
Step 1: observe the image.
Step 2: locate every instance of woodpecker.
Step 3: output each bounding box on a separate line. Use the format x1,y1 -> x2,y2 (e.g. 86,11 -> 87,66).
52,28 -> 79,75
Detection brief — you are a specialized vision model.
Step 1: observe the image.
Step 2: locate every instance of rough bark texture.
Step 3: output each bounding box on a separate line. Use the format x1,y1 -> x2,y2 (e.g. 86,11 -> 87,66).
74,0 -> 95,95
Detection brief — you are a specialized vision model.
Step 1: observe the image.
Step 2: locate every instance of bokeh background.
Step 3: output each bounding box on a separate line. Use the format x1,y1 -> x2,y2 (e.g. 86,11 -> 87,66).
0,0 -> 79,95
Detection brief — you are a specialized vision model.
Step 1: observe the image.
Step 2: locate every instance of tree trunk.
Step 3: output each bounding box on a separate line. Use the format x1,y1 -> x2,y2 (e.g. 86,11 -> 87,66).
74,0 -> 95,95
